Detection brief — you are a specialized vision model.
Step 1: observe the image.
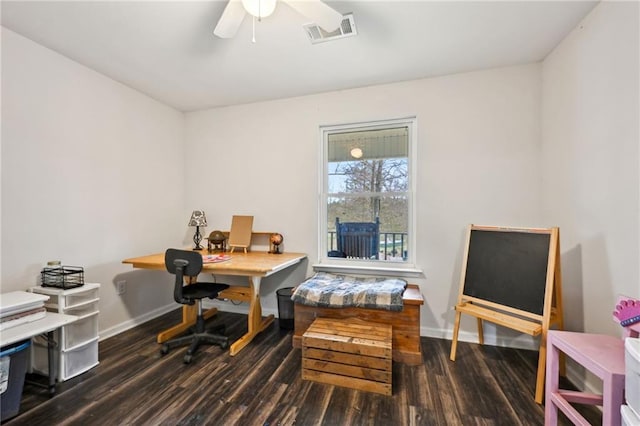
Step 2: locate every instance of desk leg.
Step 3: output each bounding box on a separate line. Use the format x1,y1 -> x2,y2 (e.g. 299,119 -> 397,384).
229,276 -> 274,356
156,305 -> 219,344
47,330 -> 56,396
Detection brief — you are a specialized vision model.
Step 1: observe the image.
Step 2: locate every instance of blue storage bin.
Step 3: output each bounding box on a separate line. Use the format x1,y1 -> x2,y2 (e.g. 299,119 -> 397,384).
0,339 -> 31,421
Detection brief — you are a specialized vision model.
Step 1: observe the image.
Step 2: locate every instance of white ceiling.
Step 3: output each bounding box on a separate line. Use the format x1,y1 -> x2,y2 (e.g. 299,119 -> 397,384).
1,1 -> 598,112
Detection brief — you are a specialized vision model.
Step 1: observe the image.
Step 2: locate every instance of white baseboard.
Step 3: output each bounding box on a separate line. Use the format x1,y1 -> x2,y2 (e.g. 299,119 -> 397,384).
99,303 -> 179,341
419,325 -> 539,351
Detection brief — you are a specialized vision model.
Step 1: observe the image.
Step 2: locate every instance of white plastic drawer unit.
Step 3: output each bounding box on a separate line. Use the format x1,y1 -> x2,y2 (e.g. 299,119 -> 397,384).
34,283 -> 100,312
32,337 -> 99,381
626,337 -> 640,418
61,312 -> 99,349
61,337 -> 99,380
29,283 -> 101,382
62,298 -> 99,317
622,405 -> 640,426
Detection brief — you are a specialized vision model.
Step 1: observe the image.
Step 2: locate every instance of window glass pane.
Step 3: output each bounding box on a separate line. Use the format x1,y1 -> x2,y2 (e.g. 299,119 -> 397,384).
324,124 -> 410,263
328,194 -> 409,261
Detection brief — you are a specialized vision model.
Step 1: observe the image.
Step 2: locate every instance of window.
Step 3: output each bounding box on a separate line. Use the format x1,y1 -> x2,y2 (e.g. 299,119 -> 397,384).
319,117 -> 416,269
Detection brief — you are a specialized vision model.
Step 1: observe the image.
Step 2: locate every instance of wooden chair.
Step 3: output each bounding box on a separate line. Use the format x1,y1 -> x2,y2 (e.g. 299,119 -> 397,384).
334,217 -> 380,259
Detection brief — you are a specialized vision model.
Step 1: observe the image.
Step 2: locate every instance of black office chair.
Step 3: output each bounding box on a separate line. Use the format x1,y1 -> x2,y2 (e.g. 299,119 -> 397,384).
160,248 -> 229,364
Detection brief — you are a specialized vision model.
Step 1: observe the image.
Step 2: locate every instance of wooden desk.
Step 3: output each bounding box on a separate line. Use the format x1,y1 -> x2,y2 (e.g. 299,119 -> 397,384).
123,251 -> 306,356
1,312 -> 77,395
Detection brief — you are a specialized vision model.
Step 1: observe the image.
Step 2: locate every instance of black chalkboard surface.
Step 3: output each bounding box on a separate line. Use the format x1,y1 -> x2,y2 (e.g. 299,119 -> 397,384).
463,229 -> 551,315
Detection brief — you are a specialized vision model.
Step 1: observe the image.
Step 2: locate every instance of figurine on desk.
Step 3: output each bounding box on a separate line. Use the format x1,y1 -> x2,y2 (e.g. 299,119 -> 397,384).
207,230 -> 227,253
269,233 -> 283,254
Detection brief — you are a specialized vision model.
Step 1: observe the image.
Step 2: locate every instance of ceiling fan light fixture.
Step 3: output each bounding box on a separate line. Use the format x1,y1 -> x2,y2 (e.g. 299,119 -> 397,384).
242,0 -> 277,19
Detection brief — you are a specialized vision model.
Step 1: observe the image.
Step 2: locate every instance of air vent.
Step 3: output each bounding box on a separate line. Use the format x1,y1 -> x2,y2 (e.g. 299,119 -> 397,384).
303,13 -> 357,44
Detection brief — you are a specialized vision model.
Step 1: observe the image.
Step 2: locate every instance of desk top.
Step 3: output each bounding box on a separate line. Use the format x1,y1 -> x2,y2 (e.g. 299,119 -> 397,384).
123,251 -> 306,277
1,312 -> 77,347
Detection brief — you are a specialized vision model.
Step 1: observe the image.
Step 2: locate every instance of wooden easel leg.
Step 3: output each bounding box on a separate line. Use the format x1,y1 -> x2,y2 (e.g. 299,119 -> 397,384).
477,318 -> 484,345
450,310 -> 462,361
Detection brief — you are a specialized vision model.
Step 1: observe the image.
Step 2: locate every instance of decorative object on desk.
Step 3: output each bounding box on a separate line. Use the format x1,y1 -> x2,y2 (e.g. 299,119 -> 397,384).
269,233 -> 283,254
203,254 -> 231,263
40,264 -> 84,289
613,296 -> 640,327
228,215 -> 253,253
207,230 -> 226,253
188,210 -> 207,250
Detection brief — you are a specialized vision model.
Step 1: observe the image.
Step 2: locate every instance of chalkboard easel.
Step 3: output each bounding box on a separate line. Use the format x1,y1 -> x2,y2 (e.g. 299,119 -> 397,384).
449,225 -> 564,404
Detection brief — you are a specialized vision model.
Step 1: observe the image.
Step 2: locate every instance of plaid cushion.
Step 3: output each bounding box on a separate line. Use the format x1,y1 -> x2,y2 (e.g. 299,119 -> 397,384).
292,272 -> 407,311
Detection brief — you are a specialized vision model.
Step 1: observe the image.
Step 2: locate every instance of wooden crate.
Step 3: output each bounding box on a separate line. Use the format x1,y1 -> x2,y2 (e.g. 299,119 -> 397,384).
293,284 -> 423,365
302,317 -> 392,395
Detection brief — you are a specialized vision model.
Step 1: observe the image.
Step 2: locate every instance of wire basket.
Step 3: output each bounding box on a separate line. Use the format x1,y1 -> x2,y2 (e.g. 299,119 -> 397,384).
41,266 -> 85,289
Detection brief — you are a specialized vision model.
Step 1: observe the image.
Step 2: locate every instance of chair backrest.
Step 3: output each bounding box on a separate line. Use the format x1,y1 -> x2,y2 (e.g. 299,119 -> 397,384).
335,217 -> 380,259
165,248 -> 203,305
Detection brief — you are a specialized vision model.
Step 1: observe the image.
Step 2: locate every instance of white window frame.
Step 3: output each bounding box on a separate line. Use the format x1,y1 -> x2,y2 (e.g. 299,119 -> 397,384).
316,117 -> 420,276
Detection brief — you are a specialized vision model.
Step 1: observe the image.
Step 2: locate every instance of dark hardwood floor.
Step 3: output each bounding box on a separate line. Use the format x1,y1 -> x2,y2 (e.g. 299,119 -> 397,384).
6,310 -> 600,425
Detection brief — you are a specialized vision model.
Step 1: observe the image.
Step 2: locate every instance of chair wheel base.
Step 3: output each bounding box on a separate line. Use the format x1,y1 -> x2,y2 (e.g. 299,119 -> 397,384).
160,345 -> 169,355
183,354 -> 193,364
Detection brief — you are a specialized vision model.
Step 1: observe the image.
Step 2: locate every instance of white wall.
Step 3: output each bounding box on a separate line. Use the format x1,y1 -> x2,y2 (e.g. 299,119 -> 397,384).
541,0 -> 639,338
185,63 -> 544,346
1,28 -> 186,334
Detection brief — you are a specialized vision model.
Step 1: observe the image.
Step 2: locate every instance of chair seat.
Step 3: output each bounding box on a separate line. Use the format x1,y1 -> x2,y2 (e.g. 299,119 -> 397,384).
550,331 -> 625,377
182,282 -> 229,301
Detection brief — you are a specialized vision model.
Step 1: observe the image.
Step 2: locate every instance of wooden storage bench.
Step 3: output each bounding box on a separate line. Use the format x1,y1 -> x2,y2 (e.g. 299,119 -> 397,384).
302,317 -> 392,395
293,284 -> 424,365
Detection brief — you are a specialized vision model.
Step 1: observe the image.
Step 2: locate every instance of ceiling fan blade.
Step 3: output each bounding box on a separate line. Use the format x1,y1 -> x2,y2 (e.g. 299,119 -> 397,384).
283,0 -> 343,33
213,0 -> 247,39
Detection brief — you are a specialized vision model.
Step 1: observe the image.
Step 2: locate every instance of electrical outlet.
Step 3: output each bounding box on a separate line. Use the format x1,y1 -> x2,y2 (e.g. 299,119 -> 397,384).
116,280 -> 126,295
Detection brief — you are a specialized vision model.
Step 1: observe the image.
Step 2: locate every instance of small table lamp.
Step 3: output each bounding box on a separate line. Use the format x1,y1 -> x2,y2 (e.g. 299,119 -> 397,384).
188,210 -> 207,250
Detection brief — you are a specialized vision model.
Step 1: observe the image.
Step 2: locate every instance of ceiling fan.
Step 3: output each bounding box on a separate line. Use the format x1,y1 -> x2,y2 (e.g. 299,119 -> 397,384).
213,0 -> 343,39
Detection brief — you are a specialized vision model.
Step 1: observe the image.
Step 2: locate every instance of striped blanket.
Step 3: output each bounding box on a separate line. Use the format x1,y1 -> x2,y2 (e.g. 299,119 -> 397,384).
291,272 -> 407,311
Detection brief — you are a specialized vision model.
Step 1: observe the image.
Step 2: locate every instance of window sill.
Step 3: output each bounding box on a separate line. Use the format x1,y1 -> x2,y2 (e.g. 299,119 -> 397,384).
312,262 -> 424,279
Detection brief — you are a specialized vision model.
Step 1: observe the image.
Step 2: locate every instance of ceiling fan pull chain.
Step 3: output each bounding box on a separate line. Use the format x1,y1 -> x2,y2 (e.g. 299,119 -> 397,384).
252,16 -> 256,43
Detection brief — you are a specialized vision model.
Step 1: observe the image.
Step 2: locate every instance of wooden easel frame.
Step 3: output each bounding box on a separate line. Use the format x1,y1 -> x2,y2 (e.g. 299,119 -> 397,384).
449,225 -> 564,404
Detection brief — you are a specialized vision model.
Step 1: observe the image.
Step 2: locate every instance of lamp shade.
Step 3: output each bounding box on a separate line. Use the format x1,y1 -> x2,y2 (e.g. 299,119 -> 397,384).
242,0 -> 277,18
188,210 -> 207,227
